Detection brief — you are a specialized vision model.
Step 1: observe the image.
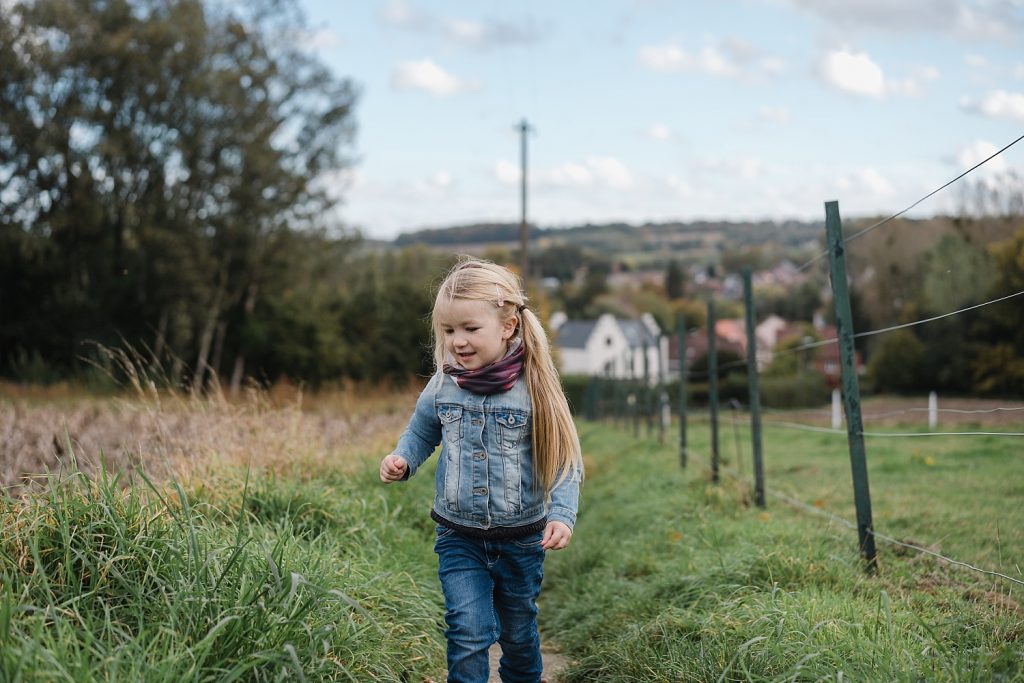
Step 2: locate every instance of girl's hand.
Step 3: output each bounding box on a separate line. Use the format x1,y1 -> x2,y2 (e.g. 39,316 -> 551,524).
379,454 -> 408,483
541,521 -> 572,550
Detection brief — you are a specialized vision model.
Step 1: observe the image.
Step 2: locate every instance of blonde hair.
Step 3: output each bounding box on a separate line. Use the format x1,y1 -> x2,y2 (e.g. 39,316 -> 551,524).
431,257 -> 583,493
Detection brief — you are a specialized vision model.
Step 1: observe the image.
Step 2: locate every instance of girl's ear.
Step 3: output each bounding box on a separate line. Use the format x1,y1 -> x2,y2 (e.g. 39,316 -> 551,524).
502,315 -> 518,342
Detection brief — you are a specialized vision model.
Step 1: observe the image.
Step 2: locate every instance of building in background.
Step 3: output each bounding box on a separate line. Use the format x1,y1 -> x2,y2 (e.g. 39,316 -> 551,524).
551,312 -> 668,383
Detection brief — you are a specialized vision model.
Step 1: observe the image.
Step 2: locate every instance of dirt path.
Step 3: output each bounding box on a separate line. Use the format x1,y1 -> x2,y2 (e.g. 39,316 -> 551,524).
487,643 -> 568,682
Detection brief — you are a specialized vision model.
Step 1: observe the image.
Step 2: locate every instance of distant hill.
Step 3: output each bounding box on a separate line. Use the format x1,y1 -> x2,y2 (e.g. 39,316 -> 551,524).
391,219 -> 826,267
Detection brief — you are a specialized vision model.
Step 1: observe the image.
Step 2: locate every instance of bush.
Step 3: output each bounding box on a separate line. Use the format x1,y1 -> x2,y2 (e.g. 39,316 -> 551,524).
759,373 -> 832,408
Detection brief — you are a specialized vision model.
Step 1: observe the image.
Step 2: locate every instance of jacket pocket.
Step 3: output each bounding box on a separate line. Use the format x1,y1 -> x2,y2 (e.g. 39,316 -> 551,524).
495,410 -> 529,451
438,404 -> 463,443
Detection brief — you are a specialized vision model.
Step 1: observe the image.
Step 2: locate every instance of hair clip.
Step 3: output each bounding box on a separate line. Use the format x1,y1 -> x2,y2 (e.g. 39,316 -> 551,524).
496,286 -> 505,308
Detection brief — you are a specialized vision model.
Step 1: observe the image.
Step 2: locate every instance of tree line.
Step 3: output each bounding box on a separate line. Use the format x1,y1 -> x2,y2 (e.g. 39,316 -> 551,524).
0,0 -> 453,390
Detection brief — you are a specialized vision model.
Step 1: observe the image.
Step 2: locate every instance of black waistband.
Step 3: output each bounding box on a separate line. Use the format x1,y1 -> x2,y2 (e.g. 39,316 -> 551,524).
431,509 -> 547,540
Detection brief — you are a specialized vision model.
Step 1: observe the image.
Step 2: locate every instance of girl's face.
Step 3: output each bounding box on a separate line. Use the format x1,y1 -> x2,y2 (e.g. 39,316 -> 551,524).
437,298 -> 517,370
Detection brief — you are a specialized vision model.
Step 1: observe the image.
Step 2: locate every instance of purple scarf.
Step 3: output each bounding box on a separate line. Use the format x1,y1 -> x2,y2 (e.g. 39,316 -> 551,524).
443,342 -> 525,395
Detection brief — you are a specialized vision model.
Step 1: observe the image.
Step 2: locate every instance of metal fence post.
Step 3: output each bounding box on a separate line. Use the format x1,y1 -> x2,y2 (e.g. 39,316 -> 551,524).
678,316 -> 688,468
825,200 -> 878,572
742,269 -> 766,508
708,299 -> 720,484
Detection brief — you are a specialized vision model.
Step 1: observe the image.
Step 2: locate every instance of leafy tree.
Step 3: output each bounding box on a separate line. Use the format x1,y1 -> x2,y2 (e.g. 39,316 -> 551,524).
0,0 -> 358,388
921,233 -> 995,314
755,281 -> 821,322
867,329 -> 927,393
665,259 -> 685,299
969,226 -> 1024,395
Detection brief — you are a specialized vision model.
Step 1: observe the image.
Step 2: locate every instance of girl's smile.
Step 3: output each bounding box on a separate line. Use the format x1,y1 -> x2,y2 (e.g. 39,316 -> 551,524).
437,298 -> 517,371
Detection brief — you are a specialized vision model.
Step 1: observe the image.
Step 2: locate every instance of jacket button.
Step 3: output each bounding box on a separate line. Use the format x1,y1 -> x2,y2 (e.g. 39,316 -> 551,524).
474,487 -> 487,495
473,451 -> 486,460
471,419 -> 483,426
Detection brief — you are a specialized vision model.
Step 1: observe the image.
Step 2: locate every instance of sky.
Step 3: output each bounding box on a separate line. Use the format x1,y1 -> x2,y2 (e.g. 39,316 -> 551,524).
297,0 -> 1024,240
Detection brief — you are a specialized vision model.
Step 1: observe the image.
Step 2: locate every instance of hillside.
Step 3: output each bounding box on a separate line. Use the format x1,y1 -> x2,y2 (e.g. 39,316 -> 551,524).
391,219 -> 826,267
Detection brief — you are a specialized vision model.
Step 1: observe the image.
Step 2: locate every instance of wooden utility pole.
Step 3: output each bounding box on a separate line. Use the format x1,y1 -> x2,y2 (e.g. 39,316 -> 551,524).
517,119 -> 532,288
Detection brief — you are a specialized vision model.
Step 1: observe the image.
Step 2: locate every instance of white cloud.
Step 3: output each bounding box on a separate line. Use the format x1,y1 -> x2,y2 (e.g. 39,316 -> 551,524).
697,156 -> 764,180
446,19 -> 483,44
429,170 -> 453,188
494,160 -> 520,185
586,156 -> 634,189
956,140 -> 1009,174
638,44 -> 691,72
666,175 -> 695,198
443,17 -> 543,49
834,167 -> 895,196
786,0 -> 1023,42
392,59 -> 477,96
638,38 -> 782,80
759,106 -> 791,123
960,90 -> 1024,123
820,49 -> 885,98
496,156 -> 635,190
1015,64 -> 1024,79
379,0 -> 424,28
647,123 -> 674,141
965,53 -> 988,68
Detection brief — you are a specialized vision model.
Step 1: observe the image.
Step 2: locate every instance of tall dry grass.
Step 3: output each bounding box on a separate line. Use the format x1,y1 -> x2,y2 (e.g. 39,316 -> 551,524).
0,378 -> 423,495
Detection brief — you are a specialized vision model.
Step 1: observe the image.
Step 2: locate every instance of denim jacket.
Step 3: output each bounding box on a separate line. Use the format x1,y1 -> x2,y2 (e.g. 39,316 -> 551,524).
392,372 -> 580,531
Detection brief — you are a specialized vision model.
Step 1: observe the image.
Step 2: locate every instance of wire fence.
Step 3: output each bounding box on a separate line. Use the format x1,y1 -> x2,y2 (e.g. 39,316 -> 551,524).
577,130 -> 1024,589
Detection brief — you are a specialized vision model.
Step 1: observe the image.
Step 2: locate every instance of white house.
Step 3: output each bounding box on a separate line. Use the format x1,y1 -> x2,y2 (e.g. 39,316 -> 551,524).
550,312 -> 669,383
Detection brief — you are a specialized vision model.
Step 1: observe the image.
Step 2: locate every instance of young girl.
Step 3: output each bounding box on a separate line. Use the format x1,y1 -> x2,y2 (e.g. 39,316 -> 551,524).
380,258 -> 583,683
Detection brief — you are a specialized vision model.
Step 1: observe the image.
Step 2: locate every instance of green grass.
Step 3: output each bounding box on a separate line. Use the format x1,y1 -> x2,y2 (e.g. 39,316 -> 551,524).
0,458 -> 448,682
540,419 -> 1024,682
3,410 -> 1022,681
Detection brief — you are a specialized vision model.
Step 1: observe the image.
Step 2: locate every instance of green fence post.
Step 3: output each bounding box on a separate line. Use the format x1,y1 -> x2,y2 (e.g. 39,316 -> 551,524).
658,333 -> 667,446
708,299 -> 720,484
825,200 -> 878,572
678,316 -> 688,468
642,340 -> 652,438
742,269 -> 766,508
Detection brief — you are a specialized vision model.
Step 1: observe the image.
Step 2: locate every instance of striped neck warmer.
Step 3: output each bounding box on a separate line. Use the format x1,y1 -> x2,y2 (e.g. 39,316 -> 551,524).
443,339 -> 525,395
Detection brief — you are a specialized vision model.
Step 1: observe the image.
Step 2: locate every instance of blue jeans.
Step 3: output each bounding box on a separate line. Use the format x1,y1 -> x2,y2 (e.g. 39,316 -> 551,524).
434,526 -> 546,683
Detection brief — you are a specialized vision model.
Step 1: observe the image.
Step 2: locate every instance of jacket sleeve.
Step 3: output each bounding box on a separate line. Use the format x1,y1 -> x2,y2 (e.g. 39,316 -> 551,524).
547,459 -> 583,530
392,374 -> 443,479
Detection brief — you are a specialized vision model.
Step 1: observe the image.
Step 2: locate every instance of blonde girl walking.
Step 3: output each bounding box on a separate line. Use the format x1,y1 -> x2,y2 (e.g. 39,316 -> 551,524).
380,258 -> 583,683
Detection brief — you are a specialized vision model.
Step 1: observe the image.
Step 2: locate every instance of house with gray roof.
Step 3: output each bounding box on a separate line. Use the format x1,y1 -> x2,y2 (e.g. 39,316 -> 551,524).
550,312 -> 668,382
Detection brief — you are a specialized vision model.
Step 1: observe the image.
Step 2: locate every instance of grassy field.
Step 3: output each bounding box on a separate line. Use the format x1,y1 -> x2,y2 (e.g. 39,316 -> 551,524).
542,414 -> 1024,682
1,387 -> 1022,681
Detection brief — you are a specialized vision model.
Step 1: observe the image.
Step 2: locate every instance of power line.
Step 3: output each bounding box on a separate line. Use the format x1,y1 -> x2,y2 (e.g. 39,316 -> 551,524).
767,489 -> 1024,588
862,430 -> 1024,438
761,288 -> 1024,362
797,131 -> 1024,273
764,420 -> 1024,438
852,288 -> 1024,340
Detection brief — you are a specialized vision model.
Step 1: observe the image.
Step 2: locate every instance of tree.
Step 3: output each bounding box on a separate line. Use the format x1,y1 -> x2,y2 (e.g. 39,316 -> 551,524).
0,0 -> 358,388
665,259 -> 685,300
867,329 -> 927,394
969,226 -> 1024,395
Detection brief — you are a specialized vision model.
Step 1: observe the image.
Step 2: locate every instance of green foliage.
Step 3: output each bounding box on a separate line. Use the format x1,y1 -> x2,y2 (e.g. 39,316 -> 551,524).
0,462 -> 446,681
758,373 -> 831,408
968,226 -> 1024,395
867,330 -> 927,393
755,281 -> 823,323
921,234 -> 996,314
542,421 -> 1024,682
665,259 -> 686,300
0,0 -> 360,387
